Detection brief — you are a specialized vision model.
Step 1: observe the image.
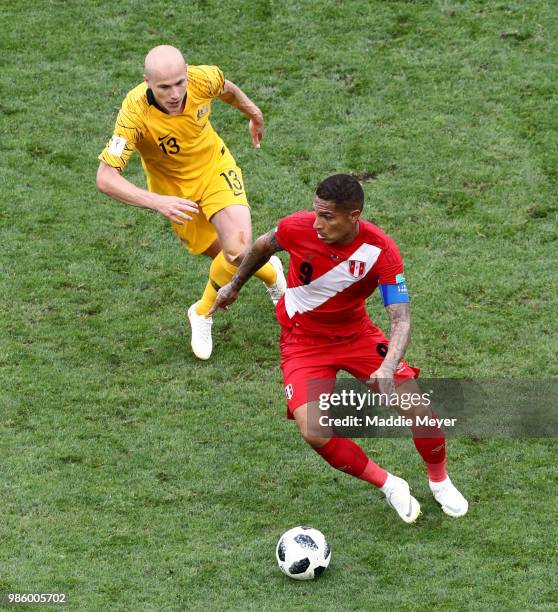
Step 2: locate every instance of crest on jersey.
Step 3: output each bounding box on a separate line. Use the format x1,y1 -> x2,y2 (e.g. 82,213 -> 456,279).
348,260 -> 366,278
197,104 -> 209,120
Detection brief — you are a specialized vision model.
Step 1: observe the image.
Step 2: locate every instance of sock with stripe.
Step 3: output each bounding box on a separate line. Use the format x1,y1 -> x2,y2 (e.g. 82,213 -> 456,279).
314,437 -> 388,487
196,251 -> 279,316
411,415 -> 447,483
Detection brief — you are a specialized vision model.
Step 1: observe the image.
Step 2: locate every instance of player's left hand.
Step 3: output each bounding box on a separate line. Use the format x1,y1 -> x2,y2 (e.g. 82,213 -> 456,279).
369,367 -> 396,398
249,115 -> 264,149
208,283 -> 240,315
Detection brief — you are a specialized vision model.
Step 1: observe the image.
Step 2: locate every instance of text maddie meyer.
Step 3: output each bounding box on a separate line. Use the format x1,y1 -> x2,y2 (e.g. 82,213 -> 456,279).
318,414 -> 457,428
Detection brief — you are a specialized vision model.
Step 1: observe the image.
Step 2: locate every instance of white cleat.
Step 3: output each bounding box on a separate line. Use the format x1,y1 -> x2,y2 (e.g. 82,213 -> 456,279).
381,475 -> 421,524
266,255 -> 287,305
187,301 -> 213,360
429,477 -> 469,517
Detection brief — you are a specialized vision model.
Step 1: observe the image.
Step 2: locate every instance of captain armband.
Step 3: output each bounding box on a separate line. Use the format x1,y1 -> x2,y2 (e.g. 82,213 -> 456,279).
379,279 -> 410,306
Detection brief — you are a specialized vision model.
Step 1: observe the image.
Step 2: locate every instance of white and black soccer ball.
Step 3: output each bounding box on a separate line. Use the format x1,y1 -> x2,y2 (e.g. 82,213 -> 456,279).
276,526 -> 331,580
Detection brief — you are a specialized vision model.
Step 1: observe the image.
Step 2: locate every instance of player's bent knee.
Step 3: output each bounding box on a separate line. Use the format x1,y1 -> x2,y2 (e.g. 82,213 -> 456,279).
404,401 -> 432,421
222,241 -> 250,266
302,433 -> 331,449
293,403 -> 331,448
222,249 -> 244,266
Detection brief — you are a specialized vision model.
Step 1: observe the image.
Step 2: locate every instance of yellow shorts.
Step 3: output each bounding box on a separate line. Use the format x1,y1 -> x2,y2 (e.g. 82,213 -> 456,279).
148,148 -> 249,255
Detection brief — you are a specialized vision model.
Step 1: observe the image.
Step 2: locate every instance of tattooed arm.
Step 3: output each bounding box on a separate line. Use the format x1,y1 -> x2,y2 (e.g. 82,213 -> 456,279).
369,303 -> 411,395
379,303 -> 411,373
208,229 -> 283,314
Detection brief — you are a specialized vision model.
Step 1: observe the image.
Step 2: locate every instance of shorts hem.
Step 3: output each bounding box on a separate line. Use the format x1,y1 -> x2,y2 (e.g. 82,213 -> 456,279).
172,224 -> 216,255
204,199 -> 250,222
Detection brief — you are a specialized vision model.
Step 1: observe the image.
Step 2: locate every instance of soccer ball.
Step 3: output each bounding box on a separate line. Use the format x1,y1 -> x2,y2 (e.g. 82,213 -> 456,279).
276,526 -> 331,580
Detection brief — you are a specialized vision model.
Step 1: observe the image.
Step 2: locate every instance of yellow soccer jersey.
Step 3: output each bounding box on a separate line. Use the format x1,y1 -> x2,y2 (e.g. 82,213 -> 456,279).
99,65 -> 227,186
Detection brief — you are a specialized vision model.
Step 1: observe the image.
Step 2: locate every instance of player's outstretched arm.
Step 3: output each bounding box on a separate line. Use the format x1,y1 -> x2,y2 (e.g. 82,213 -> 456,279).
218,80 -> 264,148
369,303 -> 411,395
208,229 -> 283,314
96,162 -> 198,224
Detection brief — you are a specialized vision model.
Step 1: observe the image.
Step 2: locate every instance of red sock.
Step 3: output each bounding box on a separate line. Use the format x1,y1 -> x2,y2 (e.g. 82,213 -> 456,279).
315,438 -> 388,488
411,417 -> 447,482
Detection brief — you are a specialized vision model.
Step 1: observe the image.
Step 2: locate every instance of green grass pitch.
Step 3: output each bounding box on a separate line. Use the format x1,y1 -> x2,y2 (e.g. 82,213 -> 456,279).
1,1 -> 557,610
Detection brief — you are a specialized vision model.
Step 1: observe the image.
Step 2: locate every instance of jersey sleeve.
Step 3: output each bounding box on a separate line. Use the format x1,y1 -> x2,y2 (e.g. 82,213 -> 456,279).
274,214 -> 299,252
375,242 -> 410,305
189,65 -> 225,100
374,242 -> 405,285
98,93 -> 146,172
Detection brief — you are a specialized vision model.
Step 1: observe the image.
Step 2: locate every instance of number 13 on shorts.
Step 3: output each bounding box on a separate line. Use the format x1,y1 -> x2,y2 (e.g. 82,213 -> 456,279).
219,168 -> 244,196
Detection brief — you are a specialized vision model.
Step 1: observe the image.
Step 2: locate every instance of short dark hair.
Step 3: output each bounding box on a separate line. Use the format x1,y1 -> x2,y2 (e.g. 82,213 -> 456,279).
316,174 -> 364,212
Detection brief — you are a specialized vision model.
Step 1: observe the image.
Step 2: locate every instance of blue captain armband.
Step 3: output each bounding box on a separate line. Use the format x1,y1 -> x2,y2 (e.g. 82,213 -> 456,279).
379,281 -> 410,306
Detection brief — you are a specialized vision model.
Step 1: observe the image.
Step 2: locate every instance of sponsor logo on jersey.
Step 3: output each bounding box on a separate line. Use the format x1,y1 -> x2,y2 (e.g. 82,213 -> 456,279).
348,259 -> 366,278
197,104 -> 209,120
285,384 -> 294,400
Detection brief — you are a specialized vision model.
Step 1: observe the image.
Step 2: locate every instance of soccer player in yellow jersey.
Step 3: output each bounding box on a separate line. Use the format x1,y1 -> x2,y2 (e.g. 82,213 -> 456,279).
97,45 -> 285,359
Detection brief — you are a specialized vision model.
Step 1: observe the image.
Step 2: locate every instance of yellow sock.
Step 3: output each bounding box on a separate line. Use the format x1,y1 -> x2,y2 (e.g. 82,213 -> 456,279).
196,251 -> 238,315
196,253 -> 278,315
196,280 -> 218,316
254,260 -> 277,286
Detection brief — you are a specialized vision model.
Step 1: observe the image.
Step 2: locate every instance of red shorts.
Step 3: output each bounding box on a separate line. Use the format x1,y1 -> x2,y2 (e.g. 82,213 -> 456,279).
280,320 -> 419,419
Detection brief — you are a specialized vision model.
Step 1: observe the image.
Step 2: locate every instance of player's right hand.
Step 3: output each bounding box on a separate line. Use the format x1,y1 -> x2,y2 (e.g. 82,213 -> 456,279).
368,366 -> 396,398
208,283 -> 240,315
151,195 -> 198,224
249,115 -> 264,149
